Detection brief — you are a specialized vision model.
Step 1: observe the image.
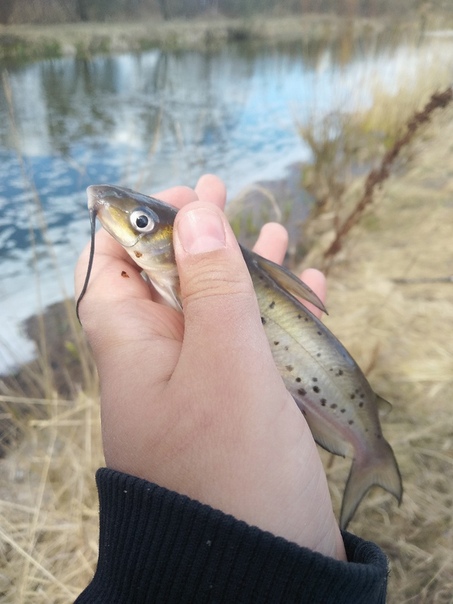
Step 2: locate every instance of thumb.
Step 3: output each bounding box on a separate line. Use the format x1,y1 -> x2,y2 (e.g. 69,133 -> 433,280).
173,201 -> 270,364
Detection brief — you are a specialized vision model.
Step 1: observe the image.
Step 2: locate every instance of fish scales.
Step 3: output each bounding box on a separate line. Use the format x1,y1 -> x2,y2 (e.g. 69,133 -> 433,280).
80,183 -> 403,529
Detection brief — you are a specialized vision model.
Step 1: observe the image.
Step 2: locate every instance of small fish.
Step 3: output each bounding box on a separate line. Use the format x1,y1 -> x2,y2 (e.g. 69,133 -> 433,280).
78,184 -> 402,530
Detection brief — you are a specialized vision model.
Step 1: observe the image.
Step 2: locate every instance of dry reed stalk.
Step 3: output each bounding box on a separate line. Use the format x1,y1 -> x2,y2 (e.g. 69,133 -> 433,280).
322,86 -> 453,263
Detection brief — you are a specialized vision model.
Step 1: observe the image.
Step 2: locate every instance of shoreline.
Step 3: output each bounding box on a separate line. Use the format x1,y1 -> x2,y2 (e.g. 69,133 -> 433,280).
0,13 -> 438,61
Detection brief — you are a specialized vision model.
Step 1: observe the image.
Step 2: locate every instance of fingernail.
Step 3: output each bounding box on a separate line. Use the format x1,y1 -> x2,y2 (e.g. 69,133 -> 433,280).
177,207 -> 226,255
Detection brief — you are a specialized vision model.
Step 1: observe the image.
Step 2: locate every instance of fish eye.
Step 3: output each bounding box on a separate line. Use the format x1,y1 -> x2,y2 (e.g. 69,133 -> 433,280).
130,208 -> 156,233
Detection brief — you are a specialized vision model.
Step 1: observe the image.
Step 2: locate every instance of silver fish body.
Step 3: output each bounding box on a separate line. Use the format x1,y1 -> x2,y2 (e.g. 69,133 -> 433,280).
84,184 -> 402,529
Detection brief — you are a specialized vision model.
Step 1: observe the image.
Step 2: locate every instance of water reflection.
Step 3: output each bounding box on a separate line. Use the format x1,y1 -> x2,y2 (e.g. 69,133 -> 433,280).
0,35 -> 452,372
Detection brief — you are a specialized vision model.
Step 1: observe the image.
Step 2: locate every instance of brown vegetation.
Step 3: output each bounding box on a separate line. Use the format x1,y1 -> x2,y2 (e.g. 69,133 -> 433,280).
303,98 -> 453,604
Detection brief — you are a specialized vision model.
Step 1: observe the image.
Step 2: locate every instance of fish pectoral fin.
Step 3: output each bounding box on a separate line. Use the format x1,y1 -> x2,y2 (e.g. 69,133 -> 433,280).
340,440 -> 403,530
299,406 -> 350,458
143,272 -> 182,312
376,394 -> 392,417
241,246 -> 327,314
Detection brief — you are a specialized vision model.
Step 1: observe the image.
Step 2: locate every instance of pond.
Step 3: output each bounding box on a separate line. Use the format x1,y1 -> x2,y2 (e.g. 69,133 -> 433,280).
0,32 -> 452,373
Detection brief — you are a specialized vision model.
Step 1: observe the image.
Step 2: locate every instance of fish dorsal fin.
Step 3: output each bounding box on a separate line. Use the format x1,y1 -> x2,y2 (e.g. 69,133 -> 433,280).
377,395 -> 392,417
241,245 -> 327,314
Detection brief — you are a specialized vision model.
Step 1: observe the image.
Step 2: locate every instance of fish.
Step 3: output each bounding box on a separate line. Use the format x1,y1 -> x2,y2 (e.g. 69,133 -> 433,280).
78,183 -> 403,530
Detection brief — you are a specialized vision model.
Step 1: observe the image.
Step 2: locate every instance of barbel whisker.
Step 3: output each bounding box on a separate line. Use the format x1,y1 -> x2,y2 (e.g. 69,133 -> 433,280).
76,208 -> 97,323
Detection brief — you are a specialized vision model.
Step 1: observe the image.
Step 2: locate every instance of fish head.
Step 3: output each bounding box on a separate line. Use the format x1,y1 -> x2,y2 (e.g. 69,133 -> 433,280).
87,184 -> 177,273
86,184 -> 182,310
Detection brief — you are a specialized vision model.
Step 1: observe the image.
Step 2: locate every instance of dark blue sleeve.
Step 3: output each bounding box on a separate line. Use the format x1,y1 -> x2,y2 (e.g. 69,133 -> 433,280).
75,468 -> 388,603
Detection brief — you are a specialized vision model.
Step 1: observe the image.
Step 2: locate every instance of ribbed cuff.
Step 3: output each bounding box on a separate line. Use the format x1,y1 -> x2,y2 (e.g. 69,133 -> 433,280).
75,468 -> 388,603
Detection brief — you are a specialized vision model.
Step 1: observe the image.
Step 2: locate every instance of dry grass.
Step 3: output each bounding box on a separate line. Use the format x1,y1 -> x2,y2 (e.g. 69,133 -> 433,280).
0,393 -> 102,602
0,284 -> 100,600
305,104 -> 453,602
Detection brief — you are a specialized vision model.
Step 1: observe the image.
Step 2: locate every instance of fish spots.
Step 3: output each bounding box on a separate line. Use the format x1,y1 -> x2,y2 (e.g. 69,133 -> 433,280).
312,379 -> 320,393
298,388 -> 307,396
121,271 -> 130,278
269,301 -> 276,309
134,251 -> 143,258
261,316 -> 267,325
297,313 -> 302,319
316,352 -> 322,357
330,403 -> 338,409
335,369 -> 344,377
317,330 -> 322,336
358,402 -> 364,408
340,408 -> 346,413
348,420 -> 354,425
286,365 -> 294,372
350,394 -> 356,400
273,341 -> 280,346
295,377 -> 302,383
320,399 -> 327,406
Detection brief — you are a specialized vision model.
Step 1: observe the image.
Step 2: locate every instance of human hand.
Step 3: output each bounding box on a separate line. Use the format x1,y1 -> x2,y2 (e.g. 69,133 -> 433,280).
75,174 -> 345,561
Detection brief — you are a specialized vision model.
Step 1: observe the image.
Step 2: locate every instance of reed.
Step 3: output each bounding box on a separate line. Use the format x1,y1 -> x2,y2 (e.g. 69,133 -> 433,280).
323,86 -> 453,263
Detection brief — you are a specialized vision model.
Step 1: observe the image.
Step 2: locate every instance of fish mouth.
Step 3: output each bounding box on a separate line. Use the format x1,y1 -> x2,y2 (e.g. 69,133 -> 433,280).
87,184 -> 118,210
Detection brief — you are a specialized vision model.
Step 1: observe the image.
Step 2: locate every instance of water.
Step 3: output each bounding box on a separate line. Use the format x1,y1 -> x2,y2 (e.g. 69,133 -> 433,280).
0,33 -> 452,373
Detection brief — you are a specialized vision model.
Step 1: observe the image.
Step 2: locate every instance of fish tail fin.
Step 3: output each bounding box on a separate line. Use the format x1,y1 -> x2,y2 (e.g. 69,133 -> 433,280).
340,440 -> 403,530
